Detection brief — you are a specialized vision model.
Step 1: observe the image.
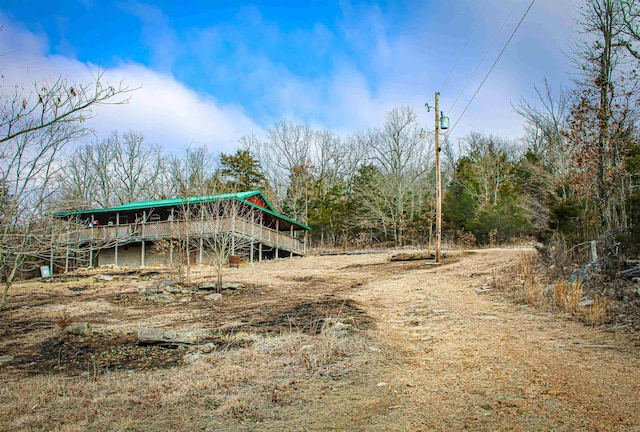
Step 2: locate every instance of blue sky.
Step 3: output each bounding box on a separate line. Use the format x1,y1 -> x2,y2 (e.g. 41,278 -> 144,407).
1,0 -> 576,154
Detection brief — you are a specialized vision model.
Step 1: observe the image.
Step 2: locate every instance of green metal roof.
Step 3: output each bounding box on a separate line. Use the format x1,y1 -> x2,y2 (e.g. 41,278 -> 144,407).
55,190 -> 311,231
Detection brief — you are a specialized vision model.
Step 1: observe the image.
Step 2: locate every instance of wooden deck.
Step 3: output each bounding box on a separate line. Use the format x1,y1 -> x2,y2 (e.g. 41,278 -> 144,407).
63,216 -> 306,255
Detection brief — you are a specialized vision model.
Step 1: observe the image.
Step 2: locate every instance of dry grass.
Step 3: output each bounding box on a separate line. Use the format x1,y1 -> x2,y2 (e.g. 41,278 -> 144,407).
524,277 -> 544,305
553,279 -> 569,309
542,234 -> 573,279
586,294 -> 609,325
298,318 -> 363,371
505,253 -> 612,327
1,326 -> 367,431
509,252 -> 545,305
553,279 -> 583,313
2,250 -> 637,431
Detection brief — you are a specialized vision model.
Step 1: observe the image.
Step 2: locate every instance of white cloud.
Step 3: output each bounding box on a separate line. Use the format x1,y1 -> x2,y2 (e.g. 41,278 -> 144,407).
87,64 -> 263,154
0,14 -> 262,155
0,0 -> 578,155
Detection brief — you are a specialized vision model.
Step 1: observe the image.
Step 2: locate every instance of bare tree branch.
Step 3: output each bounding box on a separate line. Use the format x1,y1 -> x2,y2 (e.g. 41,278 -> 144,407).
1,71 -> 136,144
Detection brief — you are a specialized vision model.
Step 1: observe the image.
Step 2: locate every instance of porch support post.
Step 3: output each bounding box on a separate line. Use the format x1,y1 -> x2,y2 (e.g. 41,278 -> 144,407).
115,212 -> 120,268
89,215 -> 95,268
199,208 -> 204,265
250,210 -> 254,264
169,208 -> 174,266
49,221 -> 55,277
141,211 -> 146,268
275,219 -> 279,259
231,202 -> 236,256
64,229 -> 70,273
304,231 -> 308,254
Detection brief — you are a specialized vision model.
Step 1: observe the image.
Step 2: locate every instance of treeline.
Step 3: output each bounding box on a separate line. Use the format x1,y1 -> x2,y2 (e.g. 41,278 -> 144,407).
49,0 -> 640,255
3,0 -> 640,306
55,106 -> 436,248
50,79 -> 638,253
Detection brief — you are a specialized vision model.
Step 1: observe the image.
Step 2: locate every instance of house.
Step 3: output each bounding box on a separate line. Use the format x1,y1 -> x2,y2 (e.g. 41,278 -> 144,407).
54,190 -> 310,270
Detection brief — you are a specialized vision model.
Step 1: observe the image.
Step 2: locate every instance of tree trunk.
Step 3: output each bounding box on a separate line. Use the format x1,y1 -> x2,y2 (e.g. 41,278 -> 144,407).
216,264 -> 223,294
0,282 -> 10,311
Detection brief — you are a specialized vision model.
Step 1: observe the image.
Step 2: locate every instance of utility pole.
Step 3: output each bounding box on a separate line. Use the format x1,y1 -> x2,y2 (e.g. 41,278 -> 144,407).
423,93 -> 446,264
434,92 -> 442,263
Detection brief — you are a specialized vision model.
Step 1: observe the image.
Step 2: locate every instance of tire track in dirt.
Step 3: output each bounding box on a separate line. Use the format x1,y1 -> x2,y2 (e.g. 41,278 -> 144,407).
348,249 -> 640,431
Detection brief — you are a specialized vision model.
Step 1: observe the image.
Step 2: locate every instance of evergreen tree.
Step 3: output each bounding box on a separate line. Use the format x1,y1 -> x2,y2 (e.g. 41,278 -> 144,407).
218,149 -> 268,192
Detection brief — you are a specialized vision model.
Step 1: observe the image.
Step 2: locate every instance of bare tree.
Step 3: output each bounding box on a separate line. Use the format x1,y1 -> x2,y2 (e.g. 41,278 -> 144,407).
355,106 -> 433,246
0,72 -> 133,145
0,74 -> 132,310
516,81 -> 572,233
245,120 -> 313,215
169,143 -> 217,196
166,198 -> 259,290
89,137 -> 118,208
265,119 -> 313,195
57,142 -> 98,210
1,121 -> 86,308
516,80 -> 570,178
568,0 -> 639,239
309,129 -> 351,187
619,0 -> 640,59
195,200 -> 259,292
59,131 -> 165,208
462,133 -> 519,206
165,144 -> 224,285
110,131 -> 164,205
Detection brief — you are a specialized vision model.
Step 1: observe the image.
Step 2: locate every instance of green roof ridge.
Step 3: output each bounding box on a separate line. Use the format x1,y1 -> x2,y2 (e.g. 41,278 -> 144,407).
54,190 -> 310,231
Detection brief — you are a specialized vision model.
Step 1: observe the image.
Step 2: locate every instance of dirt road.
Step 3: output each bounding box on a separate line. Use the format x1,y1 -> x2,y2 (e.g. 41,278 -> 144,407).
342,249 -> 640,430
1,248 -> 639,431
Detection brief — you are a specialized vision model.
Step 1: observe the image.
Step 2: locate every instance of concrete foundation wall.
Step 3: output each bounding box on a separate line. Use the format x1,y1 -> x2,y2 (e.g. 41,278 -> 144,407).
97,242 -> 167,267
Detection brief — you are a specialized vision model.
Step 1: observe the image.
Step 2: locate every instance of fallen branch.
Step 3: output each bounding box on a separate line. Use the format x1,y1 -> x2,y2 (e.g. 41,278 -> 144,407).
619,264 -> 640,280
318,249 -> 389,256
137,328 -> 211,347
391,251 -> 435,262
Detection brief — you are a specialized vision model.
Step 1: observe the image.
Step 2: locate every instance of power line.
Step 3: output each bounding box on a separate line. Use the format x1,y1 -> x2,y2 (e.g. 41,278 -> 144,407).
447,0 -> 520,113
439,0 -> 490,92
447,0 -> 537,137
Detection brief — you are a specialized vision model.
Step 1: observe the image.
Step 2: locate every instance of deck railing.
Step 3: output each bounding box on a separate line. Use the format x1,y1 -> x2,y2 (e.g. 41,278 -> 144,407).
65,216 -> 305,254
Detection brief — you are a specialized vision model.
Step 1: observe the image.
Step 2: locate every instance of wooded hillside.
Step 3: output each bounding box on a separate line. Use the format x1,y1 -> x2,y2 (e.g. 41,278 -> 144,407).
2,0 -> 640,297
